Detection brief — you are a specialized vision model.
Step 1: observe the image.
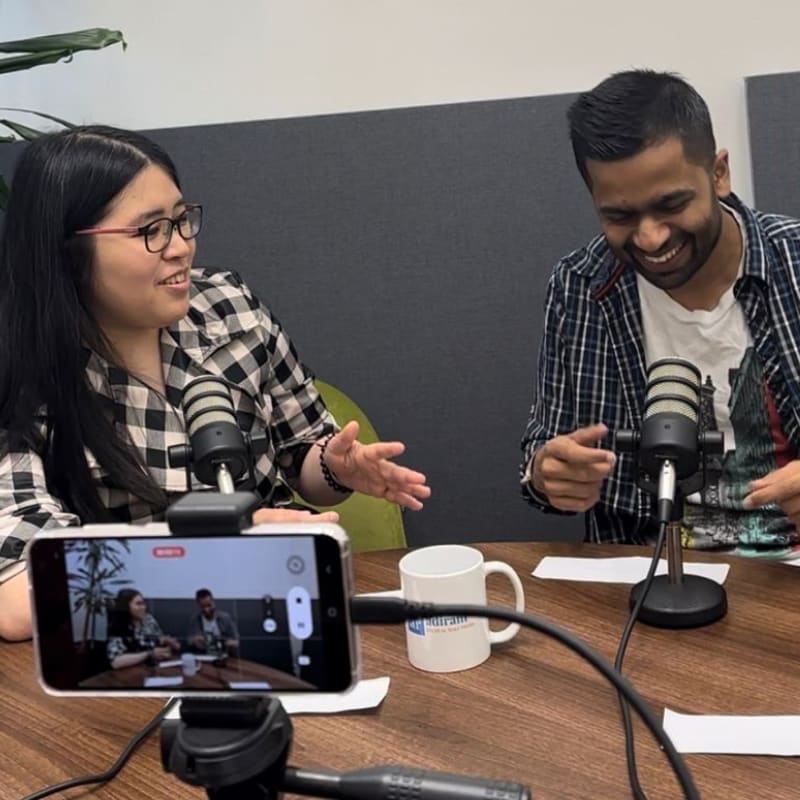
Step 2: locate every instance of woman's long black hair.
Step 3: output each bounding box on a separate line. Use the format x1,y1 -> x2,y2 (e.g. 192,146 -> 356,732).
107,587 -> 144,639
0,126 -> 177,520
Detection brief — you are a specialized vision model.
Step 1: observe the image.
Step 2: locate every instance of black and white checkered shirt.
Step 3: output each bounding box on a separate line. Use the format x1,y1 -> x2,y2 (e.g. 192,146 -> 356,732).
106,612 -> 166,662
0,268 -> 335,576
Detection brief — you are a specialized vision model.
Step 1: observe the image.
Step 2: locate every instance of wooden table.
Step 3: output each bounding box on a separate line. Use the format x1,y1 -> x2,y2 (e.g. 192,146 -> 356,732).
79,656 -> 314,691
1,542 -> 799,799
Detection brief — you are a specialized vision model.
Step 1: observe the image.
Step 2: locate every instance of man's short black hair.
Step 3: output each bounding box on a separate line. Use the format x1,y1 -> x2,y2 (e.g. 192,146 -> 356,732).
567,69 -> 717,184
195,588 -> 213,601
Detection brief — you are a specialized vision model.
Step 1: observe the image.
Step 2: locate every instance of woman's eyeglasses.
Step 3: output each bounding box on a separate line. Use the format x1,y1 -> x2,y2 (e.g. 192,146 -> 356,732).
74,204 -> 203,253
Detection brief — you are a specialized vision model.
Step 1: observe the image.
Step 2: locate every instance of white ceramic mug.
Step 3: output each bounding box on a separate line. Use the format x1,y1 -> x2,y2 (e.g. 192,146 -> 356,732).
181,652 -> 198,676
398,544 -> 525,672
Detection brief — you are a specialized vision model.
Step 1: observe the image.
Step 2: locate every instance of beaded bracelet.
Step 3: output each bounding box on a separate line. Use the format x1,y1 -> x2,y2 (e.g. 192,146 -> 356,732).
318,434 -> 352,494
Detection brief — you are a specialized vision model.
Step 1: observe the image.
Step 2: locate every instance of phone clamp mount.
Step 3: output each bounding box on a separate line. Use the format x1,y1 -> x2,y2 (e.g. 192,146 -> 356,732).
161,695 -> 290,800
165,490 -> 262,536
160,493 -> 532,800
161,490 -> 275,798
161,693 -> 533,800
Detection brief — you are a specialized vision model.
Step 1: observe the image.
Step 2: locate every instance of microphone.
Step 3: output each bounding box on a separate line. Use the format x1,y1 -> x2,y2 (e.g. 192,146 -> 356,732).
168,375 -> 253,494
165,376 -> 268,534
282,765 -> 532,800
614,358 -> 726,629
616,358 -> 723,524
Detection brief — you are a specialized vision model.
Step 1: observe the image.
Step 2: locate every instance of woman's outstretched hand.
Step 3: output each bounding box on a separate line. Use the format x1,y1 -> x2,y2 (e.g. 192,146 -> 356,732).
322,421 -> 431,510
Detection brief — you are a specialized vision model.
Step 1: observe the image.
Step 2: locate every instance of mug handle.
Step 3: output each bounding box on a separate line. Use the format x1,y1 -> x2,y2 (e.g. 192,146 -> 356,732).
483,561 -> 525,644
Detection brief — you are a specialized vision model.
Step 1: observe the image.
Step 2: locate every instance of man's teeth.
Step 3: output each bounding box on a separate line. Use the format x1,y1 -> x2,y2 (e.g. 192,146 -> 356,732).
644,242 -> 684,264
162,271 -> 187,285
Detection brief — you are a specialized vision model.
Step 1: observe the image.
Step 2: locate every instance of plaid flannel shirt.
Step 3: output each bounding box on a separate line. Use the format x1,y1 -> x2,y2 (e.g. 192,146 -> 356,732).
106,613 -> 165,662
521,194 -> 800,544
0,268 -> 335,575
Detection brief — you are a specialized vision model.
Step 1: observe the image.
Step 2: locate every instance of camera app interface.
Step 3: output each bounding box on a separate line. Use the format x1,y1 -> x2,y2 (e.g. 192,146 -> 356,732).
61,536 -> 327,691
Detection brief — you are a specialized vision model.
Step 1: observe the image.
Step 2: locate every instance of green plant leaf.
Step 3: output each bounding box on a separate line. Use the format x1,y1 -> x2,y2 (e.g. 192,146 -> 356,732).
0,29 -> 126,75
0,119 -> 44,140
0,107 -> 73,128
0,28 -> 126,54
0,50 -> 74,74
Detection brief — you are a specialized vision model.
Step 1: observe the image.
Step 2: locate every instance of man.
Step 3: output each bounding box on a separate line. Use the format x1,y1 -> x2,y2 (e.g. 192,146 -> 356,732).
187,588 -> 240,655
521,69 -> 800,557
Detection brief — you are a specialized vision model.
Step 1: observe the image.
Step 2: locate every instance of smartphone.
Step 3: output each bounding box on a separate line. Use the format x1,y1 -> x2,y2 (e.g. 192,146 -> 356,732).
28,522 -> 359,697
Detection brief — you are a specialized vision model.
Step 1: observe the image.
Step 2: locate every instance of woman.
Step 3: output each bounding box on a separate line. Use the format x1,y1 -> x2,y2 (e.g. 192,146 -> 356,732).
106,588 -> 180,669
0,126 -> 430,641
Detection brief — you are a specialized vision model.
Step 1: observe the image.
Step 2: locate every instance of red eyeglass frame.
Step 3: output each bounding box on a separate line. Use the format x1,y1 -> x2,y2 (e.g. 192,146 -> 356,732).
74,203 -> 203,245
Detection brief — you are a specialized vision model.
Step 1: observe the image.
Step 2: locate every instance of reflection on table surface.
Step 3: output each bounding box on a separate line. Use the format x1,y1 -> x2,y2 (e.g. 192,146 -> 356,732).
79,655 -> 314,691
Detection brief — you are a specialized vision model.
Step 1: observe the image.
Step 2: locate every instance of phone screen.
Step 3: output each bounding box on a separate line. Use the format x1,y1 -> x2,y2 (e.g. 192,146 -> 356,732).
29,530 -> 358,695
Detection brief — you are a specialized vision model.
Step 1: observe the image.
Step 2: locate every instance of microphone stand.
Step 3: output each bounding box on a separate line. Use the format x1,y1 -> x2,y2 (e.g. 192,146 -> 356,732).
629,488 -> 727,628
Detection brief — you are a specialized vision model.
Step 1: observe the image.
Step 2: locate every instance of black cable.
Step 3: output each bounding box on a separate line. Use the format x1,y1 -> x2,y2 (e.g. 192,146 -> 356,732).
614,519 -> 669,800
350,596 -> 700,800
19,698 -> 179,800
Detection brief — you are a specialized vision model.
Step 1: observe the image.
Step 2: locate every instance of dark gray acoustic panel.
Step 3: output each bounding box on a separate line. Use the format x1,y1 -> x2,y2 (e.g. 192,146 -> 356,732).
747,71 -> 800,217
1,94 -> 598,545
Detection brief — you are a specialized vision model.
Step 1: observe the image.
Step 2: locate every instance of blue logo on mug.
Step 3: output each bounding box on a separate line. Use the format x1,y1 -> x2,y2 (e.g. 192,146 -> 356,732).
408,616 -> 469,636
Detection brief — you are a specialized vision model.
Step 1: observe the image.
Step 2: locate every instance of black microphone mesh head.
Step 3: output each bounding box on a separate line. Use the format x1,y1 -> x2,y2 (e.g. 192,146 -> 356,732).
644,359 -> 700,423
182,376 -> 237,437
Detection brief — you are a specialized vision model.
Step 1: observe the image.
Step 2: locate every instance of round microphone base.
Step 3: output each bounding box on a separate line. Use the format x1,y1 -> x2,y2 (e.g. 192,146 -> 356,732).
629,574 -> 727,629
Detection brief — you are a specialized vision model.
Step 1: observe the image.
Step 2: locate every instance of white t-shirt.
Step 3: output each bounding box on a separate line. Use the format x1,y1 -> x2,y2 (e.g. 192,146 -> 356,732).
637,223 -> 749,454
636,209 -> 798,556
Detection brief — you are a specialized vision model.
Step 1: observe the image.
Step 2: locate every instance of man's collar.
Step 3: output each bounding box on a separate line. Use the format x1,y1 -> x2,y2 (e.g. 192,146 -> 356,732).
587,192 -> 766,298
720,193 -> 768,283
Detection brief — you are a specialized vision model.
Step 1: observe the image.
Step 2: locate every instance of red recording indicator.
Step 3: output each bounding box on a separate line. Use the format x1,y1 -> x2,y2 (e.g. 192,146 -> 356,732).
152,546 -> 186,558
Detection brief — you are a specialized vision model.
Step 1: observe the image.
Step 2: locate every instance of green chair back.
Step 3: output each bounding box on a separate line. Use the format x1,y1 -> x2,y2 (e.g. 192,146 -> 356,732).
308,379 -> 407,552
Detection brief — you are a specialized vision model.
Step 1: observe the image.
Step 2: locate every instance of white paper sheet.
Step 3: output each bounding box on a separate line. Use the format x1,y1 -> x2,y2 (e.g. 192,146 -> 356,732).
663,708 -> 800,755
532,556 -> 729,585
144,676 -> 185,688
163,676 -> 391,717
156,655 -> 232,669
277,676 -> 391,714
227,681 -> 272,691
